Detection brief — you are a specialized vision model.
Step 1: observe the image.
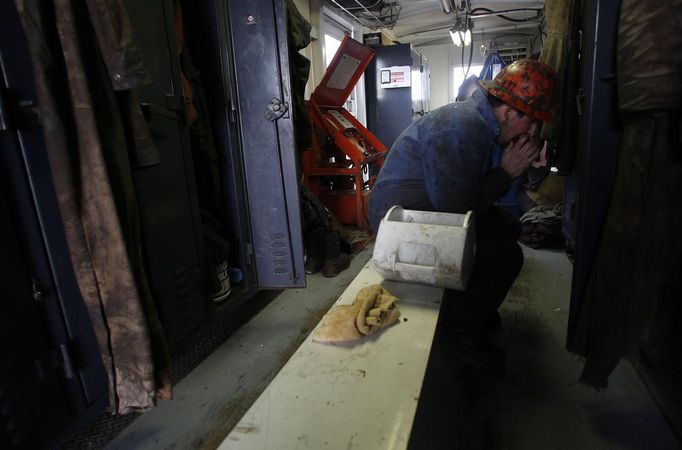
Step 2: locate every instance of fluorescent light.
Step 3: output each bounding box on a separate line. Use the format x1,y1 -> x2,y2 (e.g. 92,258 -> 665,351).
449,27 -> 471,47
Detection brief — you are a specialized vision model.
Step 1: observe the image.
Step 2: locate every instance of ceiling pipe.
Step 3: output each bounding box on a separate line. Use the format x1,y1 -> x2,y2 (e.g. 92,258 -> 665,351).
398,21 -> 537,39
327,0 -> 402,30
470,8 -> 542,19
328,0 -> 384,28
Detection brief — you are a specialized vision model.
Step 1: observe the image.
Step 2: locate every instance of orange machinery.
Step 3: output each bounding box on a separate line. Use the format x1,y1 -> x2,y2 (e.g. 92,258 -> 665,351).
303,36 -> 389,231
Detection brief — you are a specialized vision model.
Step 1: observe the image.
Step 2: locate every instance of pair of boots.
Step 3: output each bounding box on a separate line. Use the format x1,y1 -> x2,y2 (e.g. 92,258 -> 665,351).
304,229 -> 350,278
440,312 -> 505,371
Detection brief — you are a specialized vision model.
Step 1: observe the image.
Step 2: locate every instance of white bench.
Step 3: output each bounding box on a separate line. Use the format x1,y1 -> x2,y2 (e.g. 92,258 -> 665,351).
218,261 -> 443,450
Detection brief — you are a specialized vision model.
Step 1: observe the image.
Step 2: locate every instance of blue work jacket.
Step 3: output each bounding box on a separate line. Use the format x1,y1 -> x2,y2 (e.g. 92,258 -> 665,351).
368,86 -> 512,232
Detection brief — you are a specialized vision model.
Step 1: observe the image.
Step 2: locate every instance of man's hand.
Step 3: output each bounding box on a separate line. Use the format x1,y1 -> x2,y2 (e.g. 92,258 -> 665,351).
499,135 -> 539,179
531,140 -> 548,168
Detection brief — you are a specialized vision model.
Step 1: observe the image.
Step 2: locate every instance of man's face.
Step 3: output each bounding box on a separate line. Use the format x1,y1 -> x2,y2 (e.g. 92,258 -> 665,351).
496,107 -> 539,146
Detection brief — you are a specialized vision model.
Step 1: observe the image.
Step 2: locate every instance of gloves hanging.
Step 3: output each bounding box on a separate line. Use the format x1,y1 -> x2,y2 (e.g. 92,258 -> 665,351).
313,284 -> 401,344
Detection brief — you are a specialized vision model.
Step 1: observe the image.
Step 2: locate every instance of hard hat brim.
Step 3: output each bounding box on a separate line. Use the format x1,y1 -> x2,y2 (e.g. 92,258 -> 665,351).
479,79 -> 553,124
479,79 -> 495,91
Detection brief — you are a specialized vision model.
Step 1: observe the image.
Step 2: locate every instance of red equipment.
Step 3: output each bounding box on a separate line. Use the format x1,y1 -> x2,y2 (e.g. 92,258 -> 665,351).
303,36 -> 389,231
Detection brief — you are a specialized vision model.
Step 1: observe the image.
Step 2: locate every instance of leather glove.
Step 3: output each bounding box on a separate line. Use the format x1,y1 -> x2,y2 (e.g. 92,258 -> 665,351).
313,284 -> 400,344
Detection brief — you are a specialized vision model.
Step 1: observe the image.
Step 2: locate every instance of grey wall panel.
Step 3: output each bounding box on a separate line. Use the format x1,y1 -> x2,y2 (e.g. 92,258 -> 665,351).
366,43 -> 418,149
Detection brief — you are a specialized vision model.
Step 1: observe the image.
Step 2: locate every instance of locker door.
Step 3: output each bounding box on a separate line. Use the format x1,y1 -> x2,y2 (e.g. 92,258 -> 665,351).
225,0 -> 305,288
123,0 -> 209,350
565,0 -> 622,347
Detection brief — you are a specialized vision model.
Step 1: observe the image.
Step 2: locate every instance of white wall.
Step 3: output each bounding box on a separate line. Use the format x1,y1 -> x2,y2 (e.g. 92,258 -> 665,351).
292,0 -> 371,104
416,44 -> 450,110
293,0 -> 374,125
418,41 -> 492,109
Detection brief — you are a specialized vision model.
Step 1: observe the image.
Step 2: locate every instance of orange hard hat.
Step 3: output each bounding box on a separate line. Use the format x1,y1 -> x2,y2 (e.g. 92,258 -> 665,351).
482,59 -> 557,123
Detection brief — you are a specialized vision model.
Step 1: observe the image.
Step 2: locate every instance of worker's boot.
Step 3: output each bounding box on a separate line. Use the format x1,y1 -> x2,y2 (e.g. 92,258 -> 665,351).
304,229 -> 325,275
445,334 -> 506,371
322,230 -> 350,278
211,260 -> 232,303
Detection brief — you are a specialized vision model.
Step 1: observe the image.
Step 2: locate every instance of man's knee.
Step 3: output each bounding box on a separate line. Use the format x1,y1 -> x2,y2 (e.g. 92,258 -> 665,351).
477,206 -> 522,242
472,238 -> 523,288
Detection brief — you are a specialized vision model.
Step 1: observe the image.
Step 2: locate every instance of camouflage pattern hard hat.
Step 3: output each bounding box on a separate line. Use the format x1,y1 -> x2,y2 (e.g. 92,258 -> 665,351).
481,59 -> 557,123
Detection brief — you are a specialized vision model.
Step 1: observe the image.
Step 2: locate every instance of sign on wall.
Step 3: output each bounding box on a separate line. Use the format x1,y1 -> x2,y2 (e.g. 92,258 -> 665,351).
379,65 -> 411,88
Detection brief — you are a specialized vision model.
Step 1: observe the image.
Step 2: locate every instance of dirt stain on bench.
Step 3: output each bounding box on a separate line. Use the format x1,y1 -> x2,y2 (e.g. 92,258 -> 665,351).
233,425 -> 258,434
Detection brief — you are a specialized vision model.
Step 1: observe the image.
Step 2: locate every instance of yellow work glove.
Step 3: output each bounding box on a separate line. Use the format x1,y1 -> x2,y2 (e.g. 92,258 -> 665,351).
313,284 -> 400,344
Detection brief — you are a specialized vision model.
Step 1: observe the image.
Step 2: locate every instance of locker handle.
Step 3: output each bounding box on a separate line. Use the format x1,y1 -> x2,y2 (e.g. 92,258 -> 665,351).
264,97 -> 288,121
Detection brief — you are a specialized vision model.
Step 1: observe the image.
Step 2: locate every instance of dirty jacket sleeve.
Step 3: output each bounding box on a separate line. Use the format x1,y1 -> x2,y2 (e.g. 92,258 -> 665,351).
422,120 -> 511,214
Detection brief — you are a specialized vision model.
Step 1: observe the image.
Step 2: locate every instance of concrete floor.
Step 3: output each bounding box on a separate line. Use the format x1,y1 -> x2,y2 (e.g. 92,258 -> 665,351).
410,247 -> 681,450
107,245 -> 681,450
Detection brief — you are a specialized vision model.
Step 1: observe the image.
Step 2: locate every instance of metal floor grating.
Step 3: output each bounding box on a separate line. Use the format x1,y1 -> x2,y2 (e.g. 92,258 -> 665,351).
61,290 -> 281,449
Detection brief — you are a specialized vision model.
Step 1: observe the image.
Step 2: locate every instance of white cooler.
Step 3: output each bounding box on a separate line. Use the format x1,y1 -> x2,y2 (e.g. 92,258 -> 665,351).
372,206 -> 476,290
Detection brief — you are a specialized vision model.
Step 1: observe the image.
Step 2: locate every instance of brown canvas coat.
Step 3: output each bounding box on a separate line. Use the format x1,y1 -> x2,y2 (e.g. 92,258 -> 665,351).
15,0 -> 170,413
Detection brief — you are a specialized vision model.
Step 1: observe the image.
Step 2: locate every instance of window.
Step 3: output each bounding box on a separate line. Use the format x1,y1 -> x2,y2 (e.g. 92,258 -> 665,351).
324,34 -> 342,68
411,68 -> 422,101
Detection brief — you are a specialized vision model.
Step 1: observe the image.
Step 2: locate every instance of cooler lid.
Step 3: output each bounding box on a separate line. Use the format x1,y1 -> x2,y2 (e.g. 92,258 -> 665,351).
311,35 -> 374,107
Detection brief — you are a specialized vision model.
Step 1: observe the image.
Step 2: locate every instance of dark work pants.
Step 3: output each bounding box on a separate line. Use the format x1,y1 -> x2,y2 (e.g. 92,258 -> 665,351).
440,206 -> 524,337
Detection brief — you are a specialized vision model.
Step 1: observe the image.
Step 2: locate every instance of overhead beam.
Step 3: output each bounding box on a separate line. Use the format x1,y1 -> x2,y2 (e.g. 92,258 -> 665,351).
397,21 -> 539,39
398,5 -> 443,20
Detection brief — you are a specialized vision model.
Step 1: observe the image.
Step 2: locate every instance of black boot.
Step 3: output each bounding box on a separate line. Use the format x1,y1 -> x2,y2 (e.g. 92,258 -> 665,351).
441,333 -> 506,371
322,230 -> 350,278
304,229 -> 325,274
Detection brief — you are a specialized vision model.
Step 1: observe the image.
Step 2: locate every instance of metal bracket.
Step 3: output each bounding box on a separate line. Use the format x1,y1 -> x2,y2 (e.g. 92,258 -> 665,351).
0,87 -> 9,131
576,88 -> 585,117
264,97 -> 288,121
32,278 -> 43,303
34,343 -> 76,380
